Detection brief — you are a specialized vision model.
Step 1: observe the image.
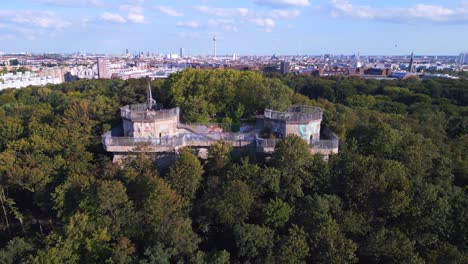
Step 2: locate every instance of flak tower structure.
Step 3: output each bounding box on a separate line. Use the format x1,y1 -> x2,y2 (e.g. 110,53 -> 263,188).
102,82 -> 339,162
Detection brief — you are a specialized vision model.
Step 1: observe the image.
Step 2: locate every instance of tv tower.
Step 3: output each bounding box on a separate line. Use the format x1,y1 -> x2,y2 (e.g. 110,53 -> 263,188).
146,77 -> 156,110
408,51 -> 414,73
212,35 -> 217,59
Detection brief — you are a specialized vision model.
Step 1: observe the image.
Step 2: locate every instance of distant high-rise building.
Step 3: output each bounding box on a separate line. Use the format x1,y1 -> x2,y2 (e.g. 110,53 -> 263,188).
280,61 -> 291,74
459,52 -> 467,65
97,58 -> 111,79
126,49 -> 129,55
353,52 -> 362,68
408,52 -> 414,73
233,53 -> 238,61
179,48 -> 184,58
213,36 -> 217,58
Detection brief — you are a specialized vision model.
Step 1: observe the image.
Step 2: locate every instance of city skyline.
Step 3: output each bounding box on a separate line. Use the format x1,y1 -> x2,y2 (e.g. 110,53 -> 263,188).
1,0 -> 468,55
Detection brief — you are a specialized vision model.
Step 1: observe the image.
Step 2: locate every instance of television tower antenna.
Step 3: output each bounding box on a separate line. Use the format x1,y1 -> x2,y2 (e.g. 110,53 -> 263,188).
213,35 -> 217,59
408,51 -> 414,73
146,76 -> 156,110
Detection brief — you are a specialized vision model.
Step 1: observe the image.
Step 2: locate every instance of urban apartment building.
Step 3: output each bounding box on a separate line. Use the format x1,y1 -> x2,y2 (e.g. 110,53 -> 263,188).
97,58 -> 112,79
102,90 -> 339,163
0,71 -> 62,90
459,53 -> 468,65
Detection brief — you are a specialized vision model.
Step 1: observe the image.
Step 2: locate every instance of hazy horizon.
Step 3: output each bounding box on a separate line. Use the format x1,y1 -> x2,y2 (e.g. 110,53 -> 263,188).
1,0 -> 467,55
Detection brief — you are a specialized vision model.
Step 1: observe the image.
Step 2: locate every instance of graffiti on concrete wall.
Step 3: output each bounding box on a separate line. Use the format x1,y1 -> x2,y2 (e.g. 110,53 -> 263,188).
134,122 -> 170,138
299,122 -> 319,141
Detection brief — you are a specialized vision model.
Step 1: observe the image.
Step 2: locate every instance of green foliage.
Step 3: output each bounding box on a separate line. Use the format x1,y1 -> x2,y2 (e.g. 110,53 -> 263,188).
167,148 -> 204,202
310,219 -> 358,264
165,69 -> 293,122
233,224 -> 274,262
271,135 -> 314,201
0,73 -> 466,263
361,228 -> 423,264
276,225 -> 310,264
210,179 -> 254,226
0,237 -> 34,264
262,198 -> 292,228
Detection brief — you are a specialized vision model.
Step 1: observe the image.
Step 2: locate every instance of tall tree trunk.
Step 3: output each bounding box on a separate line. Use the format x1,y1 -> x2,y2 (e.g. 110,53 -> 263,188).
0,187 -> 11,236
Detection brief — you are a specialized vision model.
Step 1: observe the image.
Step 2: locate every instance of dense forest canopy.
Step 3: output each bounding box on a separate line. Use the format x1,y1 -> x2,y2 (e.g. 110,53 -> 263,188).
0,69 -> 467,263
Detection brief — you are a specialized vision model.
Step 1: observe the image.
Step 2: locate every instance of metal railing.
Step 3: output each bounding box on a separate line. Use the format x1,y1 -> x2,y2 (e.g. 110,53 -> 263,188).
102,126 -> 338,152
102,134 -> 185,147
310,140 -> 339,149
126,103 -> 164,111
264,108 -> 322,122
190,133 -> 256,142
256,136 -> 281,149
288,105 -> 322,114
255,134 -> 339,151
120,106 -> 180,121
102,132 -> 257,149
181,123 -> 256,133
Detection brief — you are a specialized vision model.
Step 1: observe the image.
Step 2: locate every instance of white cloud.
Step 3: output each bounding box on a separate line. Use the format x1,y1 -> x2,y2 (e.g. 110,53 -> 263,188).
255,0 -> 310,8
329,0 -> 468,23
0,10 -> 71,29
194,5 -> 301,32
34,0 -> 103,7
250,18 -> 276,27
154,6 -> 183,17
176,21 -> 201,29
208,19 -> 239,32
0,34 -> 15,40
194,6 -> 249,17
127,13 -> 145,23
100,12 -> 127,23
0,10 -> 71,41
177,32 -> 202,39
117,0 -> 145,24
268,9 -> 301,18
120,5 -> 143,14
250,18 -> 276,32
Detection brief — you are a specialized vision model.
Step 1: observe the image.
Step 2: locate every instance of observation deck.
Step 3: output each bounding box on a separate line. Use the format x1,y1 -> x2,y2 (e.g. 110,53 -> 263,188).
120,103 -> 180,122
103,103 -> 339,161
255,128 -> 339,157
264,105 -> 323,123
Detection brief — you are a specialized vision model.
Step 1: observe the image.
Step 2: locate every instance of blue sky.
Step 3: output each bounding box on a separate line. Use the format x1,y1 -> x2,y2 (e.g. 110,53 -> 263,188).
0,0 -> 467,55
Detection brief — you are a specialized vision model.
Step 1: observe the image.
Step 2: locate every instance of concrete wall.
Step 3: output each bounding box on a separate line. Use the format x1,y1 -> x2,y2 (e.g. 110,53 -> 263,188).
264,119 -> 286,137
123,119 -> 133,136
285,121 -> 321,141
131,117 -> 179,138
264,118 -> 322,141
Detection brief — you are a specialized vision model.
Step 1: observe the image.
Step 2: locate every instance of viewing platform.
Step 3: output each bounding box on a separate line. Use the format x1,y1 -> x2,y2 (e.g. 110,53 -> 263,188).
255,127 -> 339,156
264,105 -> 323,123
103,100 -> 339,161
120,103 -> 179,122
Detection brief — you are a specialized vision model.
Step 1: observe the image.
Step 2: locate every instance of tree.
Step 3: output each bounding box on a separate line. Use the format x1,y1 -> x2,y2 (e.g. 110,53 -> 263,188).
80,180 -> 137,238
360,228 -> 423,264
233,224 -> 274,262
210,179 -> 254,226
167,149 -> 204,202
141,177 -> 200,257
262,198 -> 292,229
33,212 -> 113,264
264,78 -> 293,111
276,225 -> 310,264
310,219 -> 357,264
205,141 -> 233,176
0,237 -> 34,264
271,135 -> 314,201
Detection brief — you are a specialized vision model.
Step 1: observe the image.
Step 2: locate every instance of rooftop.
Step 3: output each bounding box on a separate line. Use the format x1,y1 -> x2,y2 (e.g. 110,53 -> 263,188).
120,103 -> 179,122
264,105 -> 323,123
